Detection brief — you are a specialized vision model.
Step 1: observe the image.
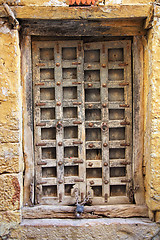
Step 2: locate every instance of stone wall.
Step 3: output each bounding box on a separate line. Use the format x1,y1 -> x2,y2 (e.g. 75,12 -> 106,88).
0,0 -> 160,239
144,6 -> 160,221
0,18 -> 22,238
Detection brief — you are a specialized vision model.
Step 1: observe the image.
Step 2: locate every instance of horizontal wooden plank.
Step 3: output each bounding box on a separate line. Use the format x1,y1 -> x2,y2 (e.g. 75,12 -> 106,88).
22,204 -> 148,219
0,5 -> 151,20
22,24 -> 146,37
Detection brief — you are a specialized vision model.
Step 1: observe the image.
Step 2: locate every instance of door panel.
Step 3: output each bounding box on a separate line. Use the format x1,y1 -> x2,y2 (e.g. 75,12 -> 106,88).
32,40 -> 132,205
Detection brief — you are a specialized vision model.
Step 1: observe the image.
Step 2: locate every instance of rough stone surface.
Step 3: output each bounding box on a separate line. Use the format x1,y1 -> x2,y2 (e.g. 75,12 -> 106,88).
11,219 -> 160,240
0,18 -> 22,237
0,211 -> 21,239
144,9 -> 160,212
0,20 -> 22,175
0,174 -> 21,211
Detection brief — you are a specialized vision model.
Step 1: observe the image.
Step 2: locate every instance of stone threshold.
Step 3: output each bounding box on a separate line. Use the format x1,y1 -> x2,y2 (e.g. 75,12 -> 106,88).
21,218 -> 155,227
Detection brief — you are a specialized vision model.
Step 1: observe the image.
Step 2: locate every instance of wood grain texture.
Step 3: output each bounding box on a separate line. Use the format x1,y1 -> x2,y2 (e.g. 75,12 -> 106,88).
133,36 -> 145,205
22,205 -> 148,218
32,40 -> 132,205
20,19 -> 146,37
21,35 -> 35,207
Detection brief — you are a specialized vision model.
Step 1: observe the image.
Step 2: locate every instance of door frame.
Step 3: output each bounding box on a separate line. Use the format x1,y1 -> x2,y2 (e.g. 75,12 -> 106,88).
21,31 -> 146,218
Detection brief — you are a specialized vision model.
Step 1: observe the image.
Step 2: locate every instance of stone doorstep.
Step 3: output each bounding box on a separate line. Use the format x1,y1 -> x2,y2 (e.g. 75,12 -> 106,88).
18,218 -> 160,240
21,218 -> 157,227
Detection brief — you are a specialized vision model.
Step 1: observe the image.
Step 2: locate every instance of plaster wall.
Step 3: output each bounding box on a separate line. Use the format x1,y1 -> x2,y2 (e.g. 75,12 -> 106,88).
0,0 -> 160,239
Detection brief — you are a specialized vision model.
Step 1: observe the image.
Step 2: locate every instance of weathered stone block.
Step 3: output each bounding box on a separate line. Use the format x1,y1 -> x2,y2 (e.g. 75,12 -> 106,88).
0,128 -> 20,143
0,210 -> 21,223
0,174 -> 20,211
0,211 -> 20,240
14,219 -> 160,240
0,156 -> 20,174
0,143 -> 22,173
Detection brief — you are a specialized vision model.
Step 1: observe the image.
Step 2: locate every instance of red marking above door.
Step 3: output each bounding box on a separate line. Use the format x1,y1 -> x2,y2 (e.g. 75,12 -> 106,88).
69,0 -> 98,5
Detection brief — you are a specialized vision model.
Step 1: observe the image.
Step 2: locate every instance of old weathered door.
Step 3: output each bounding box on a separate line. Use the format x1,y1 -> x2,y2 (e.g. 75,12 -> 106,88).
32,40 -> 132,205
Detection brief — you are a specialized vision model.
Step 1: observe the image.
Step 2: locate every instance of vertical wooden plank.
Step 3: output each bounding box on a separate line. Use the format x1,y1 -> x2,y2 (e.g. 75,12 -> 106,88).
102,43 -> 109,202
77,41 -> 86,201
133,36 -> 145,204
55,42 -> 64,202
107,40 -> 132,204
32,41 -> 57,204
21,35 -> 34,206
32,41 -> 44,204
123,40 -> 133,202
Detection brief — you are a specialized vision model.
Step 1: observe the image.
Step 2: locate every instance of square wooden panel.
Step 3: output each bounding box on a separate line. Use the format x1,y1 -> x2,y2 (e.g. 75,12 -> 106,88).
109,127 -> 125,141
63,107 -> 78,118
40,68 -> 54,80
40,48 -> 54,61
42,167 -> 57,178
86,149 -> 102,160
64,126 -> 78,139
86,168 -> 102,178
108,69 -> 124,81
41,108 -> 55,120
108,88 -> 124,102
110,185 -> 126,196
63,87 -> 77,100
64,146 -> 78,158
109,109 -> 125,120
63,68 -> 77,80
110,167 -> 126,177
41,127 -> 56,140
84,50 -> 100,63
62,47 -> 76,60
42,186 -> 57,197
85,109 -> 101,121
84,70 -> 100,82
109,148 -> 125,159
42,147 -> 56,159
65,184 -> 75,196
86,128 -> 101,141
64,166 -> 79,176
40,88 -> 55,100
108,48 -> 124,62
85,89 -> 101,102
92,186 -> 102,197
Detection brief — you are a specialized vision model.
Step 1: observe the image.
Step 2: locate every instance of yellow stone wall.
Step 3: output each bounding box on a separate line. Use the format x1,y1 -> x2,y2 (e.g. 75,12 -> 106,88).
0,18 -> 22,236
144,7 -> 160,221
0,0 -> 160,238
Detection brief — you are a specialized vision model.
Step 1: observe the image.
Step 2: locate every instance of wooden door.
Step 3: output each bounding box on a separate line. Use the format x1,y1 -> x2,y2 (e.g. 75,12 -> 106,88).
32,40 -> 132,205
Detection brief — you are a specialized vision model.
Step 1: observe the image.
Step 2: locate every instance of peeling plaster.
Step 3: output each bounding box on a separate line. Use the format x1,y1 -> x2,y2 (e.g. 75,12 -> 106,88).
0,25 -> 11,34
105,0 -> 122,4
44,0 -> 67,6
1,87 -> 8,96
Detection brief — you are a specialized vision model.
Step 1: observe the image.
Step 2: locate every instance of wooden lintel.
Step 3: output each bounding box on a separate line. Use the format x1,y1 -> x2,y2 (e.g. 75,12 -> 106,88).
0,5 -> 151,20
22,204 -> 148,219
20,19 -> 146,37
